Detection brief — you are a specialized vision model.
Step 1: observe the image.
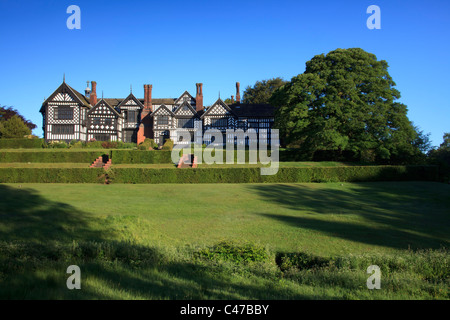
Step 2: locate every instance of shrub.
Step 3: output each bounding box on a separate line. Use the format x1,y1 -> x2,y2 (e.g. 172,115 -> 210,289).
70,141 -> 84,149
162,139 -> 174,151
47,141 -> 68,148
101,141 -> 118,149
138,139 -> 157,151
0,138 -> 45,149
85,140 -> 103,149
194,241 -> 269,264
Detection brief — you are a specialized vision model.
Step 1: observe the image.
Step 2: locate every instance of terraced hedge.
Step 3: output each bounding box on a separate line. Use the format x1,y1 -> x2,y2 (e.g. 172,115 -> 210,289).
109,150 -> 174,164
107,166 -> 439,184
0,165 -> 438,184
0,151 -> 107,163
0,139 -> 45,149
0,168 -> 105,183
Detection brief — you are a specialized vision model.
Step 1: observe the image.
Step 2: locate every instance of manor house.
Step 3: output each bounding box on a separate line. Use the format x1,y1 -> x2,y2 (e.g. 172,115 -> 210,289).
40,80 -> 275,146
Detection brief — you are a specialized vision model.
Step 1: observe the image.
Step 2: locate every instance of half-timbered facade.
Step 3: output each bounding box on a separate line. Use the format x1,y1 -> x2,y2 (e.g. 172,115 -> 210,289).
40,80 -> 275,145
87,99 -> 123,142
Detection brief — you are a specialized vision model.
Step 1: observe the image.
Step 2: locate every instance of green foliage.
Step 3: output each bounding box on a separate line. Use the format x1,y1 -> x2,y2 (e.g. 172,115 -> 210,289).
0,138 -> 45,149
107,166 -> 438,184
429,133 -> 450,182
195,241 -> 269,264
138,138 -> 158,150
0,151 -> 106,163
0,168 -> 105,183
46,141 -> 69,148
276,252 -> 331,271
70,141 -> 84,149
0,115 -> 32,138
0,105 -> 37,130
161,138 -> 174,151
85,140 -> 103,149
243,77 -> 288,104
271,48 -> 423,164
110,150 -> 173,164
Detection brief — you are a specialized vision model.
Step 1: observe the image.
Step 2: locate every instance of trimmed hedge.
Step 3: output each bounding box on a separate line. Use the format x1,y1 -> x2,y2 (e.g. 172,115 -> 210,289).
0,139 -> 45,149
110,150 -> 173,164
0,168 -> 105,183
107,165 -> 439,184
0,151 -> 107,163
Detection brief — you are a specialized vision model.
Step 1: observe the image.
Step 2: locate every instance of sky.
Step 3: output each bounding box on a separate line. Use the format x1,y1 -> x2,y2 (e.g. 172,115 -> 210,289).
0,0 -> 449,146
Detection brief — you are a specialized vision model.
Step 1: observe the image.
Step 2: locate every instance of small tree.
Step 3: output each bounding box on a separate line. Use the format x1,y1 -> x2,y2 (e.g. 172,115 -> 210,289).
0,115 -> 31,138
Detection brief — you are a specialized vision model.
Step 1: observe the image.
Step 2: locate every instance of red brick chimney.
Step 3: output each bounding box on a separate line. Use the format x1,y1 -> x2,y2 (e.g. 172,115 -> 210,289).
90,81 -> 98,106
143,84 -> 153,113
196,83 -> 203,112
236,82 -> 241,104
231,95 -> 235,103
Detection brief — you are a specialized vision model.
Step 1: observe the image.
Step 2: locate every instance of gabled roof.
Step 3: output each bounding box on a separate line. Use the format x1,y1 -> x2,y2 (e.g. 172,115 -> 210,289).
40,82 -> 91,113
151,104 -> 174,117
116,93 -> 145,109
174,90 -> 196,105
88,99 -> 123,118
173,100 -> 198,117
201,99 -> 236,118
229,103 -> 275,118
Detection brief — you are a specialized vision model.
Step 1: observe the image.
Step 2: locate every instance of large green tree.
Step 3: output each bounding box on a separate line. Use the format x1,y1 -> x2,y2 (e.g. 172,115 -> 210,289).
271,48 -> 422,163
243,77 -> 288,104
0,105 -> 37,130
0,115 -> 31,138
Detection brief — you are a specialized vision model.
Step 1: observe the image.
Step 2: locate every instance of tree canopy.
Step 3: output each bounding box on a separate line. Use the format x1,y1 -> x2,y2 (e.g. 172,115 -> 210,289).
271,48 -> 424,163
0,115 -> 32,138
243,77 -> 288,104
0,105 -> 37,131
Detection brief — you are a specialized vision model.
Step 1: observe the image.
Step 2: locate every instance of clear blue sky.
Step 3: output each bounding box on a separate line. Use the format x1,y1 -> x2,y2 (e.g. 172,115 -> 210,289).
0,0 -> 449,146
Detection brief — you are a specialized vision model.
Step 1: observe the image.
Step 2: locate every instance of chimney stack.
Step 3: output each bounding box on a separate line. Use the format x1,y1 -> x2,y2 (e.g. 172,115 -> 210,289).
85,81 -> 91,99
196,83 -> 203,112
143,84 -> 153,112
236,82 -> 241,104
90,81 -> 97,106
231,95 -> 235,103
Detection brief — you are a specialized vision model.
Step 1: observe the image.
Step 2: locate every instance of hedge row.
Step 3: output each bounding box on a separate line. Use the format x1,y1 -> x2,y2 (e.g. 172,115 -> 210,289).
0,165 -> 438,184
0,168 -> 105,183
0,151 -> 107,163
109,150 -> 174,164
0,139 -> 45,149
107,166 -> 439,184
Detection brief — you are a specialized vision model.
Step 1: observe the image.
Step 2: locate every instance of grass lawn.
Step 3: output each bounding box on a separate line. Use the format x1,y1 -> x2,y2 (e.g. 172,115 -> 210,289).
112,161 -> 355,168
0,181 -> 448,299
0,163 -> 90,168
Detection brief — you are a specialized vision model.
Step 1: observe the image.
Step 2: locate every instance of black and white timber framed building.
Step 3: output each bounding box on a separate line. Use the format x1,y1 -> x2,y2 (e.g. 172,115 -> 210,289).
40,80 -> 275,146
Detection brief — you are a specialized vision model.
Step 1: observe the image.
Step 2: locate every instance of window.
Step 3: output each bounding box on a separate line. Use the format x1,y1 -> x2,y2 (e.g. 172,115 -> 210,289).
248,121 -> 259,128
105,119 -> 112,126
127,110 -> 137,122
55,106 -> 73,120
210,118 -> 227,127
158,116 -> 169,125
93,118 -> 101,125
52,125 -> 74,135
94,134 -> 111,141
177,118 -> 193,128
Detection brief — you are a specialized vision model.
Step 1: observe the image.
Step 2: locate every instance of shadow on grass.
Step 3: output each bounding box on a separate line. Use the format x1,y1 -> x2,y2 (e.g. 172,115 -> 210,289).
0,184 -> 320,299
250,182 -> 450,250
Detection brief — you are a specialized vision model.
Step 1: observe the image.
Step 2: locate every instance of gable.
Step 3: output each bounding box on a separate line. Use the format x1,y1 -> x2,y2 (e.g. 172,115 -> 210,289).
174,91 -> 196,106
40,82 -> 90,113
88,100 -> 122,118
174,101 -> 197,117
203,99 -> 236,118
117,93 -> 144,109
152,104 -> 173,116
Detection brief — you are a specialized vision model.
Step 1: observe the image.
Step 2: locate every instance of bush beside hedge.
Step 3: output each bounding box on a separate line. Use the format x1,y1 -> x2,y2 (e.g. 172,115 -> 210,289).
0,168 -> 105,183
0,151 -> 107,163
107,165 -> 439,184
0,139 -> 45,149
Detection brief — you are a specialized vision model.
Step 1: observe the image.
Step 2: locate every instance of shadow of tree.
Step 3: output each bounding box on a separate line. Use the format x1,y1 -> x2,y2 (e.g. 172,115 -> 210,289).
0,184 -> 329,300
250,182 -> 450,250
